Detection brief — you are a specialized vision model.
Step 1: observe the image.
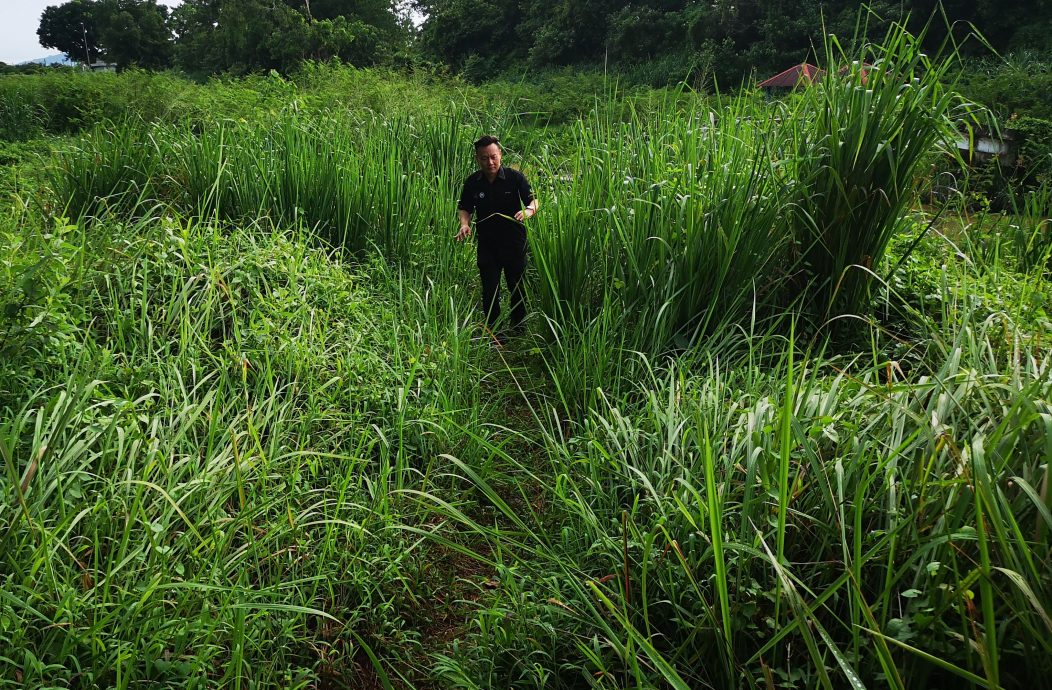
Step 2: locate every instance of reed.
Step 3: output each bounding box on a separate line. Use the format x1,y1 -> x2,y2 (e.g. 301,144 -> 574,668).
418,298 -> 1052,687
786,20 -> 972,317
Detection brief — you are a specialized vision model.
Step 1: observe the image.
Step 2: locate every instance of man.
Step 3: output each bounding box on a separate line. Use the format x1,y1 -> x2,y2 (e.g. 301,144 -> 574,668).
456,135 -> 539,341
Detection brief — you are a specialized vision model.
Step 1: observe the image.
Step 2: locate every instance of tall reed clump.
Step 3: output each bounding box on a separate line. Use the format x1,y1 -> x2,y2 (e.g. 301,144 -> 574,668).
526,19 -> 979,410
785,20 -> 972,317
1007,177 -> 1052,273
537,93 -> 787,347
528,93 -> 790,407
0,90 -> 44,141
50,109 -> 478,277
48,118 -> 165,219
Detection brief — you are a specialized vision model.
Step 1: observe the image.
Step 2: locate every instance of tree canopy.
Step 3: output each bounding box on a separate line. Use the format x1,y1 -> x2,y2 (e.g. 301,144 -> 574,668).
170,0 -> 409,74
38,0 -> 172,69
415,0 -> 1049,84
38,0 -> 105,66
35,0 -> 1051,79
38,0 -> 410,74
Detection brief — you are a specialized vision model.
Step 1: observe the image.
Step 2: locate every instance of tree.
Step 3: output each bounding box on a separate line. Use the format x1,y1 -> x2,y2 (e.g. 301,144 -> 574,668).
414,0 -> 536,78
172,0 -> 406,74
38,0 -> 101,64
171,0 -> 303,73
296,0 -> 401,30
412,0 -> 1051,84
519,0 -> 632,67
308,16 -> 385,64
96,0 -> 173,68
38,0 -> 172,68
297,0 -> 408,63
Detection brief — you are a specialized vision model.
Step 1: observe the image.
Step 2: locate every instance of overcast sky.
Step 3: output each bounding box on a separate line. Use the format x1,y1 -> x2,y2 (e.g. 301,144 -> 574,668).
0,0 -> 182,64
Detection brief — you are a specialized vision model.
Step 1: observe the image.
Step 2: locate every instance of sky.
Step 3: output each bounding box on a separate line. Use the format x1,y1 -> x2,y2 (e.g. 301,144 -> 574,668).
0,0 -> 183,64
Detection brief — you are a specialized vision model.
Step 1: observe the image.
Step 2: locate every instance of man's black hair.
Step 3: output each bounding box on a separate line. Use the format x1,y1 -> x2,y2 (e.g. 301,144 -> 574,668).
474,135 -> 501,151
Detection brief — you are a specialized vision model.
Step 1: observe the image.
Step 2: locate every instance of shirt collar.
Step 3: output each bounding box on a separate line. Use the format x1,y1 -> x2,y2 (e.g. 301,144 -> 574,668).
477,166 -> 507,182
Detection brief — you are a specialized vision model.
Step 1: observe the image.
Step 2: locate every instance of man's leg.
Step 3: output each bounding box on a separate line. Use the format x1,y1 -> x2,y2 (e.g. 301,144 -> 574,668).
477,243 -> 502,329
504,243 -> 528,330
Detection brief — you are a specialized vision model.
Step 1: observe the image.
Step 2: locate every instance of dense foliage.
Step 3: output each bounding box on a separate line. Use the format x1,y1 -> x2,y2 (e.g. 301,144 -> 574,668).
170,0 -> 411,74
415,0 -> 1048,84
3,22 -> 1052,689
954,53 -> 1052,123
38,0 -> 173,69
26,0 -> 1052,82
942,53 -> 1052,211
34,0 -> 411,74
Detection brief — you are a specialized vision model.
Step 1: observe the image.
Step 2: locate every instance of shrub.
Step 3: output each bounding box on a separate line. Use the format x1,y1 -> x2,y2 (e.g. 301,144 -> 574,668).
0,214 -> 83,402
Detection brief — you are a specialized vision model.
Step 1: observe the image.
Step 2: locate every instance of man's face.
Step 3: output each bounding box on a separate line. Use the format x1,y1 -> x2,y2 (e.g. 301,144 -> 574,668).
475,143 -> 502,177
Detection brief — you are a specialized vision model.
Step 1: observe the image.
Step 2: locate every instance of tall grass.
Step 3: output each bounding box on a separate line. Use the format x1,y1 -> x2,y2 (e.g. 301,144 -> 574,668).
787,21 -> 972,317
50,20 -> 970,361
530,93 -> 786,349
15,20 -> 1051,689
525,92 -> 790,408
0,65 -> 485,141
516,23 -> 973,408
419,298 -> 1052,688
0,215 -> 501,687
1007,178 -> 1052,273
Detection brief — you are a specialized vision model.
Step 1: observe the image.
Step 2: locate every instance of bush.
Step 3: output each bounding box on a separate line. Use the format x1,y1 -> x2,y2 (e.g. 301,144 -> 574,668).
952,52 -> 1052,122
0,69 -> 193,139
1012,115 -> 1052,183
0,214 -> 84,402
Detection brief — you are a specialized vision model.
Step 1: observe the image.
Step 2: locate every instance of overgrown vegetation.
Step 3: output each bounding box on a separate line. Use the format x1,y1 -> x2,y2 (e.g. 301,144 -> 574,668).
2,20 -> 1051,690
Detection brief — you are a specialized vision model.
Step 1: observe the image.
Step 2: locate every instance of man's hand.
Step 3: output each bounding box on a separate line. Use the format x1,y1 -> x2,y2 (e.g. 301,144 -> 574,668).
514,207 -> 536,222
455,224 -> 472,242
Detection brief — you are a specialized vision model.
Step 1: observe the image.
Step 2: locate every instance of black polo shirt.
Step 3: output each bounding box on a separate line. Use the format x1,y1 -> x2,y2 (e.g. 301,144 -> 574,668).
458,166 -> 534,246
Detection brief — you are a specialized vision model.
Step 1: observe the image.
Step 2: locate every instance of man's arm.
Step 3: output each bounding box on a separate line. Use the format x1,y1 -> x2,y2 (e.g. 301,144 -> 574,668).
514,172 -> 538,222
456,208 -> 473,242
456,178 -> 474,241
514,198 -> 539,222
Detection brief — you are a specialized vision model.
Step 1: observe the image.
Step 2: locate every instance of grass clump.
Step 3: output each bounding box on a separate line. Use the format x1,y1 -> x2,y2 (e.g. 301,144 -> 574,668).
423,303 -> 1052,688
786,24 -> 973,317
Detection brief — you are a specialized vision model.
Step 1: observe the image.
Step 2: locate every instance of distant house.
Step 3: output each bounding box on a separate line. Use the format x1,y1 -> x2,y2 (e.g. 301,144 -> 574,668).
758,62 -> 871,91
956,127 -> 1019,166
85,61 -> 117,72
757,63 -> 823,90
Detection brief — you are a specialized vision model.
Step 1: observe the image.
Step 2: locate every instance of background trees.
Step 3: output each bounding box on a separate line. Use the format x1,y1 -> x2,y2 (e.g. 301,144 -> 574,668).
35,0 -> 1050,80
96,0 -> 173,69
169,0 -> 409,74
415,0 -> 1045,84
38,0 -> 172,69
38,0 -> 409,74
38,0 -> 107,66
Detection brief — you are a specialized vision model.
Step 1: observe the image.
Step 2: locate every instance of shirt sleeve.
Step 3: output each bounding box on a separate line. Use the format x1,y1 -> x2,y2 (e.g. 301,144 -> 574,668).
457,180 -> 475,213
517,171 -> 535,205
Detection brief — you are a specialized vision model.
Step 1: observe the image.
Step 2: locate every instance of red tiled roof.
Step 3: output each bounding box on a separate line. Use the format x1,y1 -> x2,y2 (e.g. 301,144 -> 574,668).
757,63 -> 823,89
838,63 -> 871,85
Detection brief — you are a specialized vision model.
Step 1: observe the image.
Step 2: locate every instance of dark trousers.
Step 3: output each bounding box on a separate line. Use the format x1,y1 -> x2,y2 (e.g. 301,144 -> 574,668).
477,240 -> 527,330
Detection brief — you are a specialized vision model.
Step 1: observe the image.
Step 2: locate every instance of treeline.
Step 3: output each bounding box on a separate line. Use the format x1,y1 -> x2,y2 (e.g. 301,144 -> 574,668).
27,0 -> 1052,82
419,0 -> 1052,84
36,0 -> 412,75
